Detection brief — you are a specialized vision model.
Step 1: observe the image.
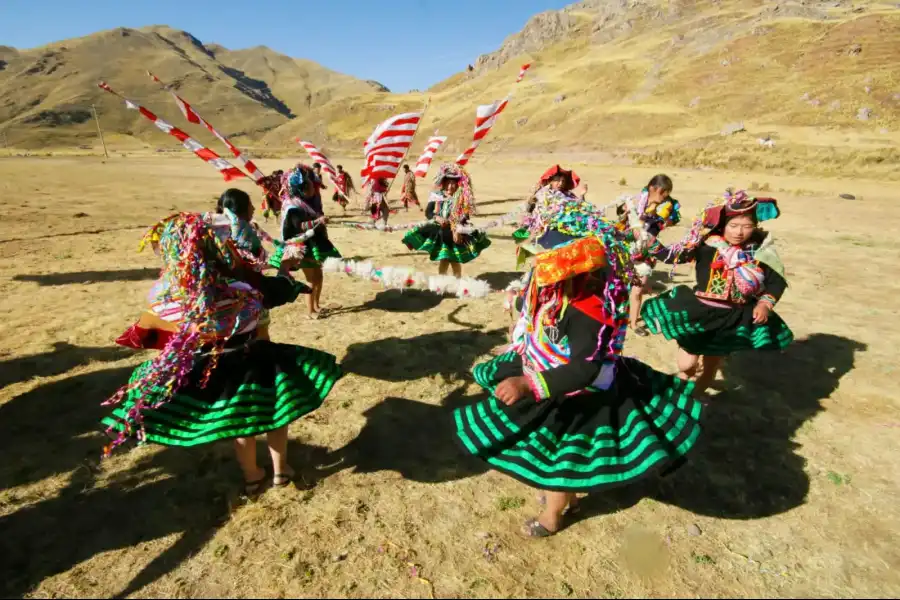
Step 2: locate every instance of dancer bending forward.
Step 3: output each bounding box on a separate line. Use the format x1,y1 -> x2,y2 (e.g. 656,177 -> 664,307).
102,212 -> 343,495
454,200 -> 702,538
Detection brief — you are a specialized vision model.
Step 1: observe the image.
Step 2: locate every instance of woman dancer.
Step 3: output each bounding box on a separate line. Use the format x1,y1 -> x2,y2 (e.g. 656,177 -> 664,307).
623,174 -> 682,336
258,170 -> 285,221
513,165 -> 588,276
640,190 -> 792,394
365,177 -> 391,225
402,163 -> 491,276
280,164 -> 342,319
102,212 -> 343,495
455,192 -> 702,537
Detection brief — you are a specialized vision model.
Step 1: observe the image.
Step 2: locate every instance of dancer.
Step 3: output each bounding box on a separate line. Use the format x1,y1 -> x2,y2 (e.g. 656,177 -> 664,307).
312,163 -> 328,196
640,190 -> 792,394
454,192 -> 702,538
399,164 -> 422,211
259,170 -> 285,221
623,174 -> 682,336
280,164 -> 342,319
365,177 -> 391,225
102,212 -> 343,495
513,165 -> 587,266
333,165 -> 356,215
402,163 -> 491,277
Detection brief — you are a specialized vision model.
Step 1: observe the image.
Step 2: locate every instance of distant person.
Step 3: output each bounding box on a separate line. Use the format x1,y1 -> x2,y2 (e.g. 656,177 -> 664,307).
402,163 -> 491,278
332,165 -> 356,216
400,164 -> 422,211
622,174 -> 681,336
366,177 -> 391,226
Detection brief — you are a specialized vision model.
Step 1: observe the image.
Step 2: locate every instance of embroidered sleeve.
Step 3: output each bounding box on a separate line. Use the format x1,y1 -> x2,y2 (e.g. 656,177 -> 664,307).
525,370 -> 551,401
759,264 -> 787,304
530,306 -> 610,399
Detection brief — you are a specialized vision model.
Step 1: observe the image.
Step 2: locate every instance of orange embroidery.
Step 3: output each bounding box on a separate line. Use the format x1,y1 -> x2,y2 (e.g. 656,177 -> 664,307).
534,237 -> 608,287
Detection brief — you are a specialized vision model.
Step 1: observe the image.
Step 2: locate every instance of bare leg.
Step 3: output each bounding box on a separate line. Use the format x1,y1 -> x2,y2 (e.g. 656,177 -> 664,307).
693,356 -> 723,395
630,276 -> 650,332
266,426 -> 294,484
234,437 -> 265,490
302,268 -> 323,316
451,262 -> 462,278
438,260 -> 450,275
676,347 -> 701,380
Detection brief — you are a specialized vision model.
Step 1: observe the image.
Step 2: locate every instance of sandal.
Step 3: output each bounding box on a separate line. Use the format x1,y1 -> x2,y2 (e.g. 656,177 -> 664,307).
520,518 -> 557,538
632,325 -> 650,337
243,473 -> 268,497
273,468 -> 296,488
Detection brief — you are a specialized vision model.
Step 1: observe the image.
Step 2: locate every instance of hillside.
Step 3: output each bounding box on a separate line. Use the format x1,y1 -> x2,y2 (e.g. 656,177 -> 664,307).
2,2 -> 899,178
0,25 -> 387,148
261,0 -> 900,177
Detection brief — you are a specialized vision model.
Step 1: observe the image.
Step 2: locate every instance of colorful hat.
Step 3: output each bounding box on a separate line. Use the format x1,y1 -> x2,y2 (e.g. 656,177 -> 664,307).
537,164 -> 581,189
702,190 -> 780,229
433,162 -> 468,185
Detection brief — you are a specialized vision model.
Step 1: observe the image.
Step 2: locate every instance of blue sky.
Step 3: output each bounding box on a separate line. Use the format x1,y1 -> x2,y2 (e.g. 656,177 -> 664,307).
0,0 -> 573,92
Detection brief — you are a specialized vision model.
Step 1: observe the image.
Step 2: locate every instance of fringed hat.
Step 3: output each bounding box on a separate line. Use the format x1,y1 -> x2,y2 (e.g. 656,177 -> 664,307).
433,162 -> 469,186
702,190 -> 780,230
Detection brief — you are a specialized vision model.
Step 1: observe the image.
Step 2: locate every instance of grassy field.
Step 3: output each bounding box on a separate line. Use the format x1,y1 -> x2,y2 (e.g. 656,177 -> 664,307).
1,154 -> 899,598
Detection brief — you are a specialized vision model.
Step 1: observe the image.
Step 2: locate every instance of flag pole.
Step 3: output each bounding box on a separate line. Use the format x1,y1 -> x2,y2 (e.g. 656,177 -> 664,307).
385,95 -> 430,195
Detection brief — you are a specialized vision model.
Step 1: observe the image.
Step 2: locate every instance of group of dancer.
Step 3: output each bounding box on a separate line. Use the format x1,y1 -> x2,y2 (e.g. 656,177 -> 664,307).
101,160 -> 793,538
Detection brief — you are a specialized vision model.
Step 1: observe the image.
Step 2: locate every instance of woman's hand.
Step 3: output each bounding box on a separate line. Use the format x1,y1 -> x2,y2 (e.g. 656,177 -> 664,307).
495,376 -> 532,406
316,216 -> 329,226
452,231 -> 463,244
753,302 -> 771,324
435,217 -> 446,226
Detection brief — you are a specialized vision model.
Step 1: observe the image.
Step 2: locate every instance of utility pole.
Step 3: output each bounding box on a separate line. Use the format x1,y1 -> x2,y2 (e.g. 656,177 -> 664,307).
1,130 -> 9,156
92,104 -> 109,159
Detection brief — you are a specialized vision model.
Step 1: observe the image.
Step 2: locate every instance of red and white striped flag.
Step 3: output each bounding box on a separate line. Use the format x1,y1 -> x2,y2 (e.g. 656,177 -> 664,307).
362,112 -> 422,183
413,136 -> 447,178
297,140 -> 338,179
516,63 -> 532,83
147,72 -> 263,182
98,82 -> 246,181
456,97 -> 509,166
297,139 -> 350,201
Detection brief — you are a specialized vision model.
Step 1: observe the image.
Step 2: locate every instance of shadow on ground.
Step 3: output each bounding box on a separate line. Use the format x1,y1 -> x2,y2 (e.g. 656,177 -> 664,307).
326,288 -> 444,317
0,364 -> 331,598
341,327 -> 505,382
13,268 -> 159,286
0,342 -> 133,389
322,384 -> 489,484
574,333 -> 866,523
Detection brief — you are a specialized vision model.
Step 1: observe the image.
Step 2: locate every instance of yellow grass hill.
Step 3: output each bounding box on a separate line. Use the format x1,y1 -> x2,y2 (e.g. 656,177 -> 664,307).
0,25 -> 387,149
1,1 -> 898,177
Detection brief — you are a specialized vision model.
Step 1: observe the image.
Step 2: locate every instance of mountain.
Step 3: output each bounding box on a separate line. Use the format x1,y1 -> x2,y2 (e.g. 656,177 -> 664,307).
0,25 -> 387,148
261,0 -> 899,177
2,2 -> 899,179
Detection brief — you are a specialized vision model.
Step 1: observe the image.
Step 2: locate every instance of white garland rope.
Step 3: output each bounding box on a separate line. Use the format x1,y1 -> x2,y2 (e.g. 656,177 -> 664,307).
322,257 -> 493,299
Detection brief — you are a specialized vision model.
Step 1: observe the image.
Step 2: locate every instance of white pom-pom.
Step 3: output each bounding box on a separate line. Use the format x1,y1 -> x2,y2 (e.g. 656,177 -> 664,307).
322,257 -> 342,273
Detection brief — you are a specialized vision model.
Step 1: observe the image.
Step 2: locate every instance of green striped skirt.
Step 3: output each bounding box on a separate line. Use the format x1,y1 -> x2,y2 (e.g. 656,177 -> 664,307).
454,352 -> 703,492
102,340 -> 343,447
298,236 -> 342,269
402,223 -> 491,264
641,285 -> 794,356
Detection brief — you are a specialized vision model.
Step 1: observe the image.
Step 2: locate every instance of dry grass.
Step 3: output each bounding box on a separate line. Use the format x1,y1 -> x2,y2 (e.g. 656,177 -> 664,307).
2,155 -> 900,598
